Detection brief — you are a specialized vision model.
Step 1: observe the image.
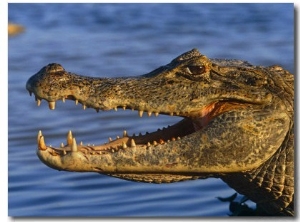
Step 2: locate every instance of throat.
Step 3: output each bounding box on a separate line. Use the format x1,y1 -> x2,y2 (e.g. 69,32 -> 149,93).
191,101 -> 253,130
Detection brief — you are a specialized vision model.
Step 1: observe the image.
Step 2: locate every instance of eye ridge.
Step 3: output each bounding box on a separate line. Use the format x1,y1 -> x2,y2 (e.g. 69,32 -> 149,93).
187,65 -> 206,75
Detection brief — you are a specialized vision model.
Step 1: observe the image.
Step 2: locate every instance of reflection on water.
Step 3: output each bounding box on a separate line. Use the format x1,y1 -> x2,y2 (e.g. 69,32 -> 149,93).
8,3 -> 293,216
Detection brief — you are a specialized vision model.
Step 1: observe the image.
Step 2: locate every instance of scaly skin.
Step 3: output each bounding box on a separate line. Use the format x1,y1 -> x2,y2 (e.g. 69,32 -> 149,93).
26,49 -> 294,216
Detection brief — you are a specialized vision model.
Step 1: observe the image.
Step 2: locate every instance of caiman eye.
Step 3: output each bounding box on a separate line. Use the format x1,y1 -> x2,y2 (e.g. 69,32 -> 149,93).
186,65 -> 206,75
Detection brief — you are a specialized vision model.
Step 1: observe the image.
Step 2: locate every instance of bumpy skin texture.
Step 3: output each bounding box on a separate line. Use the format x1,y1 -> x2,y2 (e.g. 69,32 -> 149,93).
26,49 -> 294,216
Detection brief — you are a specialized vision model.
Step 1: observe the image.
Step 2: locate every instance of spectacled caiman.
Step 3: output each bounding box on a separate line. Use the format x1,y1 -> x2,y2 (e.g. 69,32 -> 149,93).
26,49 -> 294,216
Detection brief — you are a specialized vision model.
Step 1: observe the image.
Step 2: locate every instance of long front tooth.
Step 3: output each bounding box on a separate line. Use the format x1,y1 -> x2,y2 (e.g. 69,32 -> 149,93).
37,130 -> 42,144
123,130 -> 127,137
139,110 -> 144,117
154,112 -> 159,117
67,130 -> 73,146
147,111 -> 152,117
38,135 -> 47,150
82,104 -> 86,110
60,142 -> 64,148
48,101 -> 55,110
62,97 -> 65,103
75,100 -> 78,105
131,139 -> 136,147
36,99 -> 41,106
122,142 -> 127,149
71,138 -> 78,152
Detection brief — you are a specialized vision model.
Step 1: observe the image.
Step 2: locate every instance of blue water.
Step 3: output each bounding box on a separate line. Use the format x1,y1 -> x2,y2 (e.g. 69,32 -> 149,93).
8,3 -> 294,217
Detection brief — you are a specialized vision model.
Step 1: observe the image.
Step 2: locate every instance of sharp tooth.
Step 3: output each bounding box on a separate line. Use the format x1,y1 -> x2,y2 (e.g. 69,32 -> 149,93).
155,112 -> 159,117
82,104 -> 86,110
38,135 -> 47,150
114,107 -> 118,111
131,139 -> 136,147
147,111 -> 152,117
139,110 -> 144,117
80,141 -> 83,145
63,150 -> 67,155
37,130 -> 42,144
75,100 -> 78,105
122,142 -> 127,148
177,137 -> 181,140
123,106 -> 126,110
172,137 -> 176,141
116,136 -> 120,139
159,139 -> 164,144
60,142 -> 64,148
147,142 -> 151,147
62,97 -> 65,103
48,101 -> 55,110
153,141 -> 158,146
67,130 -> 73,146
123,130 -> 127,137
36,99 -> 41,106
109,137 -> 113,142
170,112 -> 174,116
71,138 -> 78,152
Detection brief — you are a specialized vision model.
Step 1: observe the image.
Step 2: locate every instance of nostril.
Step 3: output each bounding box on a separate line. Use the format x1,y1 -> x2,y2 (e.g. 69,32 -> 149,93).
45,63 -> 65,74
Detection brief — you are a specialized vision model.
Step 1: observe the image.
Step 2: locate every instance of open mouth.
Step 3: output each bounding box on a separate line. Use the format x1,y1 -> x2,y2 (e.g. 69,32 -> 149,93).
33,95 -> 250,158
34,98 -> 205,156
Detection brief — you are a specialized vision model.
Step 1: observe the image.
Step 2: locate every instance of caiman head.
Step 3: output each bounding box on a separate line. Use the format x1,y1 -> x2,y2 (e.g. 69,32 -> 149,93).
26,49 -> 293,183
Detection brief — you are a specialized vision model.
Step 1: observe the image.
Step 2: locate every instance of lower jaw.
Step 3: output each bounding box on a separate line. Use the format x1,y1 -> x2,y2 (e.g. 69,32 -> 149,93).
37,117 -> 197,154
